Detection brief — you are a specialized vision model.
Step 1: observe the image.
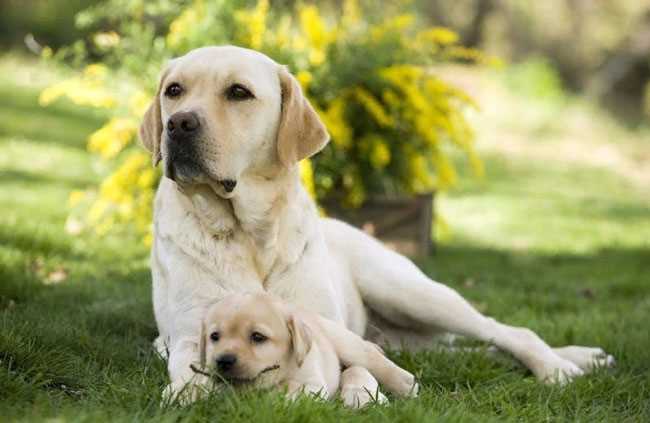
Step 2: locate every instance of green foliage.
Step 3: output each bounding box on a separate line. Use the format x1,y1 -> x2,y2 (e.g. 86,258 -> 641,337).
0,0 -> 101,48
503,57 -> 565,103
39,0 -> 487,237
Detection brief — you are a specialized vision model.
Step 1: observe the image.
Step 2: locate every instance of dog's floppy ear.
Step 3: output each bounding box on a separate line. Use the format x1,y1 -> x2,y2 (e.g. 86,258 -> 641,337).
276,66 -> 330,167
139,65 -> 172,166
287,314 -> 312,368
199,320 -> 207,370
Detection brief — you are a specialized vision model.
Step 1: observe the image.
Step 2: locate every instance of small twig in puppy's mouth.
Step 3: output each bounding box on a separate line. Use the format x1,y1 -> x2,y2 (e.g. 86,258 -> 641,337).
189,364 -> 212,377
259,364 -> 280,374
189,364 -> 280,381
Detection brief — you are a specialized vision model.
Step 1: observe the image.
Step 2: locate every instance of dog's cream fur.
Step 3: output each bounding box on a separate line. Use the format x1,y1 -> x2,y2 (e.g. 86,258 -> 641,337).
140,46 -> 614,400
197,292 -> 416,407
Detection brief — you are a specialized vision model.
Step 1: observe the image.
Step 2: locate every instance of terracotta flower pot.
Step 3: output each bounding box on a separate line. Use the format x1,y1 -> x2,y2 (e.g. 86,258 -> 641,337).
322,192 -> 435,257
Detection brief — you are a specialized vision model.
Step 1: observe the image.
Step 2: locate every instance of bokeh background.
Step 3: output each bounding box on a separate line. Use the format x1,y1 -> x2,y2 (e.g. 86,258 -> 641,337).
1,1 -> 649,421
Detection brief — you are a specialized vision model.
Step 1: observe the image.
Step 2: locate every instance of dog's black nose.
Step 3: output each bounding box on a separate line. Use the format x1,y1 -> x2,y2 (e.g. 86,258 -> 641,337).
220,179 -> 237,193
167,111 -> 200,138
216,354 -> 237,372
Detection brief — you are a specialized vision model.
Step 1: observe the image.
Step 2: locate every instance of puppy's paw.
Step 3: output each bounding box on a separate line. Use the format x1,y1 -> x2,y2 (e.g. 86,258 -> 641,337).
341,387 -> 388,409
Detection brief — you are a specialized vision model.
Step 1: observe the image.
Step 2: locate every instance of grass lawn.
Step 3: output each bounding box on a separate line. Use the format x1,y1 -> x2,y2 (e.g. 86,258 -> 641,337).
1,56 -> 649,421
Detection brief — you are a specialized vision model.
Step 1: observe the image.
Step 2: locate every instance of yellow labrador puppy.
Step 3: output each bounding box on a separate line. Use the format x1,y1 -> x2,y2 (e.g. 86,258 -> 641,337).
140,46 -> 614,400
194,293 -> 417,407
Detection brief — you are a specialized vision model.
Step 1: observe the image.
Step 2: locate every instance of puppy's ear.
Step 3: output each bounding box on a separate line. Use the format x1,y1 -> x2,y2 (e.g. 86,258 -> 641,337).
287,314 -> 312,368
276,66 -> 330,167
199,320 -> 207,369
139,65 -> 172,166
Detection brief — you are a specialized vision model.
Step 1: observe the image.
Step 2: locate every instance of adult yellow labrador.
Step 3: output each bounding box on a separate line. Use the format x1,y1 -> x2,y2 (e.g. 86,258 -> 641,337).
140,46 -> 614,399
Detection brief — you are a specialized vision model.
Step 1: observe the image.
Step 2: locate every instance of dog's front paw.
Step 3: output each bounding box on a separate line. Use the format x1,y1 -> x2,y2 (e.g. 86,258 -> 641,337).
534,356 -> 585,385
384,367 -> 419,398
552,346 -> 616,373
341,387 -> 388,408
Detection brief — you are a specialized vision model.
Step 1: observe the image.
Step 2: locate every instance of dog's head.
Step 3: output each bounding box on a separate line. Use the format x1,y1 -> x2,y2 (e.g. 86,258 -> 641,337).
139,46 -> 329,198
199,293 -> 312,387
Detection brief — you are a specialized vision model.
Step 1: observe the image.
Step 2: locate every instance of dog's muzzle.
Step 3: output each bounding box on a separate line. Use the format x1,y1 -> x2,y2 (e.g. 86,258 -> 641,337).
165,111 -> 202,182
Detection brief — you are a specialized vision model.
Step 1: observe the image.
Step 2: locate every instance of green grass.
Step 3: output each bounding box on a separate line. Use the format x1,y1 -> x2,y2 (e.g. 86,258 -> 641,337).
1,56 -> 649,421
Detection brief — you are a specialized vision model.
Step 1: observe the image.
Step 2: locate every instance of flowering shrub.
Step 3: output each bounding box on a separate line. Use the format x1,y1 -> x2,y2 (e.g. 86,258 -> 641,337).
40,0 -> 486,240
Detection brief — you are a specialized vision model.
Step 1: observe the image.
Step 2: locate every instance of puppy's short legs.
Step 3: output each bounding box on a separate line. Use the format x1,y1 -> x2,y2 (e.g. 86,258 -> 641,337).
163,337 -> 210,404
316,317 -> 418,397
284,347 -> 332,402
340,366 -> 387,408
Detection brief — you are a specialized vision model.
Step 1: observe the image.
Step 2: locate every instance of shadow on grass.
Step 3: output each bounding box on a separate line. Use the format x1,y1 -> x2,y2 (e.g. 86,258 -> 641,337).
421,244 -> 650,305
0,169 -> 97,190
0,86 -> 106,150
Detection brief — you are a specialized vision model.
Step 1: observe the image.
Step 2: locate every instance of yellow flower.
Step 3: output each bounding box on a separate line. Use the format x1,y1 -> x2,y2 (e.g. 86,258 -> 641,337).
68,190 -> 86,208
83,63 -> 109,78
167,0 -> 204,48
296,70 -> 313,91
370,14 -> 414,42
434,153 -> 458,188
39,64 -> 116,109
354,88 -> 394,127
415,27 -> 458,46
93,31 -> 121,49
40,46 -> 53,59
299,5 -> 335,65
129,90 -> 151,118
88,117 -> 138,159
319,96 -> 352,149
299,159 -> 316,199
235,0 -> 269,50
369,137 -> 391,170
342,167 -> 366,208
408,153 -> 434,192
342,0 -> 361,29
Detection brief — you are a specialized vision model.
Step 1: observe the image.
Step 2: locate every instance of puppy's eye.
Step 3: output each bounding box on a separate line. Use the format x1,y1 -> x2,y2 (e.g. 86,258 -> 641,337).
164,83 -> 183,98
226,84 -> 255,101
210,331 -> 220,342
250,332 -> 267,343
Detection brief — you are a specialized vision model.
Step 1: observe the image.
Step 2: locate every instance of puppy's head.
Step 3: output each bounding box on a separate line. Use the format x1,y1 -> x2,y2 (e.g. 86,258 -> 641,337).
139,46 -> 329,198
199,293 -> 312,387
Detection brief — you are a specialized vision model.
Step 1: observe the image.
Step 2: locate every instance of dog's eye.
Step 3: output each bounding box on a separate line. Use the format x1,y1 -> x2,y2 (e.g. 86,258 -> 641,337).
164,83 -> 183,98
226,84 -> 255,101
250,332 -> 267,343
210,331 -> 220,342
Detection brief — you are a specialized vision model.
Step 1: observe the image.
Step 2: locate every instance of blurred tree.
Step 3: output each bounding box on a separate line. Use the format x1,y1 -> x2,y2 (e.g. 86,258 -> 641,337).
0,0 -> 101,48
417,0 -> 650,122
39,0 -> 486,240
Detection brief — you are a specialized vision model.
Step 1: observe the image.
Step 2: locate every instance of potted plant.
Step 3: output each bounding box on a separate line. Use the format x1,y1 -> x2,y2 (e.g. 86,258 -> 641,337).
40,0 -> 484,255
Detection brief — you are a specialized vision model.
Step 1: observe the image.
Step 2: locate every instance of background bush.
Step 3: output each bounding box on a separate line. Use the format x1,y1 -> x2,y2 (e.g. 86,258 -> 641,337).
39,0 -> 485,240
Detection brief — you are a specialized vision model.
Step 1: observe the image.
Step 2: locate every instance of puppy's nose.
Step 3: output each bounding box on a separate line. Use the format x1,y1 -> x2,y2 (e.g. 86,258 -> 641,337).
216,354 -> 237,372
220,179 -> 237,193
167,111 -> 200,138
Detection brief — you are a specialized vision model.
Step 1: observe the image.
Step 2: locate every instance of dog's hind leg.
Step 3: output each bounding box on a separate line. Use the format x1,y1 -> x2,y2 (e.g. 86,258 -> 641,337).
326,220 -> 613,384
